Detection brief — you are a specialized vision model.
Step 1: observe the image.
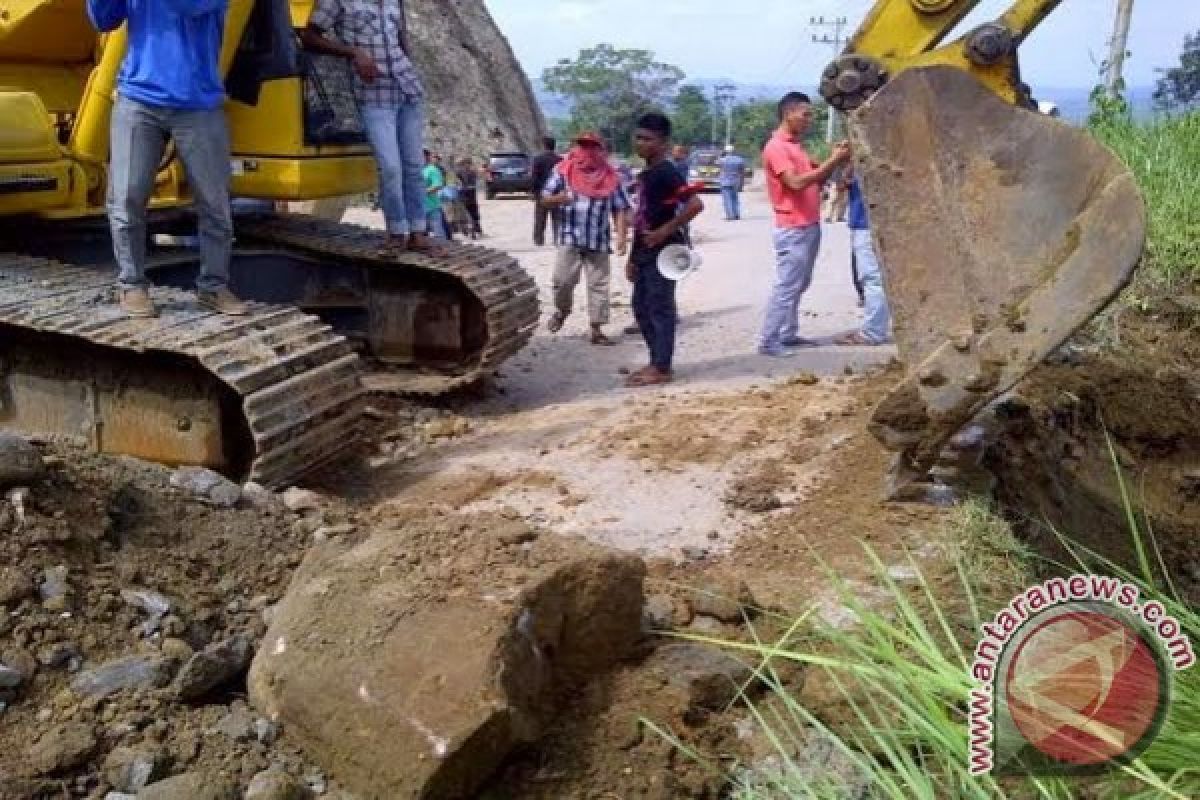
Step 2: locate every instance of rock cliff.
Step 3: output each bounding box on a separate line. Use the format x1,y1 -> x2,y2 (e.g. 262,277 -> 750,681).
407,0 -> 546,160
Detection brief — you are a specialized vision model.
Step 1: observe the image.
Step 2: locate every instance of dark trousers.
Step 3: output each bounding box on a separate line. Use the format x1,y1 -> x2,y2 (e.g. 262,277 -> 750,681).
461,194 -> 482,237
632,249 -> 677,371
851,251 -> 865,304
533,199 -> 561,246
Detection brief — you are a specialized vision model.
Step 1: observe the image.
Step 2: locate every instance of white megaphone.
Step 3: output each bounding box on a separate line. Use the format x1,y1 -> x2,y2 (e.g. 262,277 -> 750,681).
657,244 -> 703,281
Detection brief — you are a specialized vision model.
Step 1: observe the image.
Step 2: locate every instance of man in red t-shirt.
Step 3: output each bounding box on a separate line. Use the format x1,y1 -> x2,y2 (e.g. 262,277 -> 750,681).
758,92 -> 851,356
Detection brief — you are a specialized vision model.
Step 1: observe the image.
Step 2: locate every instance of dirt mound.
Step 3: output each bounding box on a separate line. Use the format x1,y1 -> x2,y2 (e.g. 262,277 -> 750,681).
986,298 -> 1200,602
0,440 -> 342,798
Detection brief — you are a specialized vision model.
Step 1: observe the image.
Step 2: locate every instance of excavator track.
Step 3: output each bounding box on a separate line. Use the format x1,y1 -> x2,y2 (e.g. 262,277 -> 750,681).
0,254 -> 364,488
236,214 -> 540,395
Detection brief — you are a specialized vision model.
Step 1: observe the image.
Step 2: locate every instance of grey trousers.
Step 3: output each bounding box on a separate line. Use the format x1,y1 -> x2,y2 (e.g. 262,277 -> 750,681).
109,95 -> 232,291
759,224 -> 822,349
553,246 -> 611,326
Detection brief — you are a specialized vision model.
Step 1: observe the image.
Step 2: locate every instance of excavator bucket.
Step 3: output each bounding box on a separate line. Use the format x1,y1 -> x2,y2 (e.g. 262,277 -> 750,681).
850,66 -> 1146,482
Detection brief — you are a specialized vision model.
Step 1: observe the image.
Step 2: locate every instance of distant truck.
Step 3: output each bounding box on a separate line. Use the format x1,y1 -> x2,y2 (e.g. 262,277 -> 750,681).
688,148 -> 751,192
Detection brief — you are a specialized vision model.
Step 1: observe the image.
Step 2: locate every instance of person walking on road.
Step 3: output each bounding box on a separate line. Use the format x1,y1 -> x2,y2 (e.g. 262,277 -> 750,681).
301,0 -> 438,254
625,114 -> 704,387
541,133 -> 631,346
422,149 -> 449,239
456,157 -> 483,239
531,136 -> 562,246
717,144 -> 747,220
87,0 -> 249,319
670,145 -> 691,182
757,91 -> 852,357
835,172 -> 892,346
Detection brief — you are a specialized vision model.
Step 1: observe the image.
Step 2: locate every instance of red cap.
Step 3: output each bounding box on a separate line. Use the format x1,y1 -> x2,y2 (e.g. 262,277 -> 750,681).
573,131 -> 606,148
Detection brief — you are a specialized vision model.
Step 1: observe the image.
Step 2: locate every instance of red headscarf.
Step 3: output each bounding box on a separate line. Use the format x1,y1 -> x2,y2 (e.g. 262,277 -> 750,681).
557,133 -> 620,199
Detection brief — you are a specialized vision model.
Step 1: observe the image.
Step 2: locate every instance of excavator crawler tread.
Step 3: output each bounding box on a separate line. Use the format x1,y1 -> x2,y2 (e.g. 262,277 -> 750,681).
237,214 -> 540,395
0,254 -> 365,487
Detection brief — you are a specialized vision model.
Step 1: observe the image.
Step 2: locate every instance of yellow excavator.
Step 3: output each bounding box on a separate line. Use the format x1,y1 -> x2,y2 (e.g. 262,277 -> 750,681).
821,0 -> 1146,490
0,0 -> 538,487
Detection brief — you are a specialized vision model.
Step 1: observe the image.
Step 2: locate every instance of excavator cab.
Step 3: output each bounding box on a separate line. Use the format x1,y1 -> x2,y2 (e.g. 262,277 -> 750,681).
820,0 -> 1146,491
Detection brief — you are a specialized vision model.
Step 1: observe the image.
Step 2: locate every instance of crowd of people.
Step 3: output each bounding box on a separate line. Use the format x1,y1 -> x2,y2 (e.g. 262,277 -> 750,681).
531,92 -> 893,384
88,0 -> 890,382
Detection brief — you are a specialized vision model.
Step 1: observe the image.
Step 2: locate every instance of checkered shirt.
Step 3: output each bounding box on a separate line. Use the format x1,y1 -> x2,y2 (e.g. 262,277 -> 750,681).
309,0 -> 424,107
542,171 -> 632,254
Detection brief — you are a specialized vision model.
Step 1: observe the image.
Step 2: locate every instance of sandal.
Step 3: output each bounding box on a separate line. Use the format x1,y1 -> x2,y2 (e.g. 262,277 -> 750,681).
625,367 -> 672,388
547,311 -> 565,334
590,330 -> 617,346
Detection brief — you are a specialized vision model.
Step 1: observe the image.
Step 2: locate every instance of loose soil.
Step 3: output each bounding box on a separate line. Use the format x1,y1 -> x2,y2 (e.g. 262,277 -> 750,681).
986,293 -> 1200,603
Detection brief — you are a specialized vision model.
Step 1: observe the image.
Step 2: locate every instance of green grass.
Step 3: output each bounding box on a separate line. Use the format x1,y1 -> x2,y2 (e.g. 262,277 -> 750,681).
653,496 -> 1199,799
1091,111 -> 1200,284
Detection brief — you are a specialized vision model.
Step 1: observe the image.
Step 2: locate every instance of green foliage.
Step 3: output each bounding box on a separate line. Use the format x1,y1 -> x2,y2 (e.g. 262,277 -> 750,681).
729,100 -> 831,159
653,498 -> 1199,799
1090,108 -> 1200,283
541,44 -> 684,152
672,84 -> 713,147
1154,31 -> 1200,111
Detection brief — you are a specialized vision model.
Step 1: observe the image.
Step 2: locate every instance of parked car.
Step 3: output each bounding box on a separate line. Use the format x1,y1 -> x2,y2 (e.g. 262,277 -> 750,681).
485,152 -> 533,198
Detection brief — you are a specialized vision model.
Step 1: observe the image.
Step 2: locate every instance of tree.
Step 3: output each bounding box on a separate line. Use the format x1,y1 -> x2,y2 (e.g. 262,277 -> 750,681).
542,45 -> 685,152
672,85 -> 712,146
1154,31 -> 1200,110
730,100 -> 830,156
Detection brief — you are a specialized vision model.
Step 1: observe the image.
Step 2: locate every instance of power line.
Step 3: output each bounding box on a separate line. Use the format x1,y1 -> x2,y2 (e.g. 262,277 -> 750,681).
811,15 -> 849,142
711,82 -> 736,146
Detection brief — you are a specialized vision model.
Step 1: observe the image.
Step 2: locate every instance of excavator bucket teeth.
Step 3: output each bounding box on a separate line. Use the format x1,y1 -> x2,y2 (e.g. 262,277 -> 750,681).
850,66 -> 1146,475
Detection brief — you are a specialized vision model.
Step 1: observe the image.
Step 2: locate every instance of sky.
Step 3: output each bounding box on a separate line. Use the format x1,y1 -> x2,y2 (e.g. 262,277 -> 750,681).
483,0 -> 1197,91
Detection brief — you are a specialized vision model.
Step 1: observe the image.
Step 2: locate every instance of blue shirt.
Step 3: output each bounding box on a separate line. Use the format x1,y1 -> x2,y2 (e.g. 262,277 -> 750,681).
848,178 -> 870,230
717,154 -> 746,188
88,0 -> 227,111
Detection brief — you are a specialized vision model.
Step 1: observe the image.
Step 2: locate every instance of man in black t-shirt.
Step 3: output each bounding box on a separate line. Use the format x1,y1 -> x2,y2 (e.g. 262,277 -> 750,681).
625,113 -> 704,388
531,136 -> 563,246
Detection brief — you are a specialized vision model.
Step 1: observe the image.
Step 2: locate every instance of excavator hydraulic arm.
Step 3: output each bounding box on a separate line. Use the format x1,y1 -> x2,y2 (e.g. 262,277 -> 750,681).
820,0 -> 1147,490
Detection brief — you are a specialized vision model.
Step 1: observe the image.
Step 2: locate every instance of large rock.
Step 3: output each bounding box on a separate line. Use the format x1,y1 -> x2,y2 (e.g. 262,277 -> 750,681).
27,722 -> 97,776
135,772 -> 238,800
0,433 -> 44,487
249,513 -> 644,800
407,0 -> 546,157
173,634 -> 253,700
169,467 -> 241,508
649,643 -> 754,712
71,655 -> 175,698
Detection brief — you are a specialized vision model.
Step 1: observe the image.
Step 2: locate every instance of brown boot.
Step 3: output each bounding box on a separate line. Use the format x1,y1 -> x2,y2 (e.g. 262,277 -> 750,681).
120,287 -> 158,319
197,287 -> 249,316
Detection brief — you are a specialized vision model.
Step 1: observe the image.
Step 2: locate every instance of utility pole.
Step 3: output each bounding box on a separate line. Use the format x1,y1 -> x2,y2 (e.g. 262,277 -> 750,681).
1105,0 -> 1135,99
711,82 -> 736,146
811,15 -> 849,142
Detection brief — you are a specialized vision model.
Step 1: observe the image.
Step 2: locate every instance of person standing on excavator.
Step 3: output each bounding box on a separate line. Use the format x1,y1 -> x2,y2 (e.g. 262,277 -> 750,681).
757,92 -> 851,357
87,0 -> 250,319
301,0 -> 438,254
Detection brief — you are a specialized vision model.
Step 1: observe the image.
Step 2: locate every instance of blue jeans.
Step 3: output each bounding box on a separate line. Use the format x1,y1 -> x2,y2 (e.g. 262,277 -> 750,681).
361,103 -> 428,236
720,186 -> 741,219
632,248 -> 677,371
760,224 -> 822,350
108,96 -> 231,291
852,229 -> 892,343
425,208 -> 448,239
